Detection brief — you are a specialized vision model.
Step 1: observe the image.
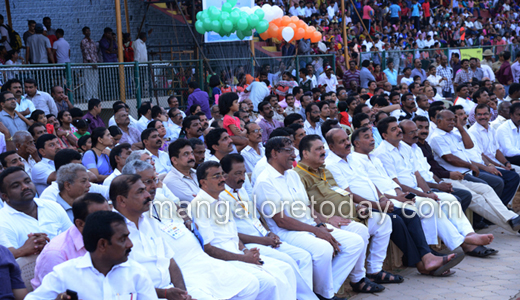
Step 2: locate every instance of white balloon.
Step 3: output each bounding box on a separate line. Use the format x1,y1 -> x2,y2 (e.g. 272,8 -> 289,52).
240,7 -> 252,14
263,6 -> 274,22
251,6 -> 260,12
262,4 -> 272,10
282,27 -> 295,42
272,6 -> 284,19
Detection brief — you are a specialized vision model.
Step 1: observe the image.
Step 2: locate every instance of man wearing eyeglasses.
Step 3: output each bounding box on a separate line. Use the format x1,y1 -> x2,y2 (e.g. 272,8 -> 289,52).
0,92 -> 28,136
192,161 -> 297,300
241,123 -> 265,173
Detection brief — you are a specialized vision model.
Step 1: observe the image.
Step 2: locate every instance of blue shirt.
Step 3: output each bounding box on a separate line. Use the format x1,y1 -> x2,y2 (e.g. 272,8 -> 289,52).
389,4 -> 401,18
0,245 -> 25,299
383,68 -> 399,86
411,3 -> 420,17
82,150 -> 113,176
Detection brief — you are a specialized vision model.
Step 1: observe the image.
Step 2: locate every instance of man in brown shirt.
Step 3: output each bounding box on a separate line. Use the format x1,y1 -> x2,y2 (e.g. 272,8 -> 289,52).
294,134 -> 403,287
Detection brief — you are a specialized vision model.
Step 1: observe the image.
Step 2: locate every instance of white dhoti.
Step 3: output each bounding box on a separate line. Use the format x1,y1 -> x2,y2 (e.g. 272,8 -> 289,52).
245,242 -> 317,300
277,225 -> 365,299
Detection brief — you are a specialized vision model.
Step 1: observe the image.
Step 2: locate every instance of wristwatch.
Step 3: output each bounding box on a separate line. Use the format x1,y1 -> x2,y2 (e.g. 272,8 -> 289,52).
426,191 -> 432,194
315,223 -> 325,228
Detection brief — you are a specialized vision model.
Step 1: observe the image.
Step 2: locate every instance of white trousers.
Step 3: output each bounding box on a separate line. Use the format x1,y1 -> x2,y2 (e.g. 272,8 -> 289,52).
394,196 -> 465,251
340,213 -> 392,274
189,271 -> 259,300
445,179 -> 519,233
229,256 -> 296,300
246,242 -> 317,300
277,225 -> 365,299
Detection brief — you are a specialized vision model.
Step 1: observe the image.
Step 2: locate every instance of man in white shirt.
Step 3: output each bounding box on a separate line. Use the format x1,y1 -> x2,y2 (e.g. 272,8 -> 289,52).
416,95 -> 430,119
166,107 -> 183,141
25,210 -> 159,300
496,102 -> 520,166
31,134 -> 60,195
289,2 -> 298,16
0,167 -> 72,257
220,154 -> 317,300
142,128 -> 172,174
317,66 -> 338,93
453,84 -> 475,115
133,32 -> 148,62
254,136 -> 384,297
430,110 -> 520,216
326,128 -> 462,276
103,143 -> 132,186
490,101 -> 511,130
4,79 -> 36,116
246,80 -> 270,113
52,29 -> 70,63
303,103 -> 324,140
192,161 -> 297,300
136,101 -> 153,132
241,122 -> 265,173
374,117 -> 495,252
164,139 -> 200,203
297,1 -> 306,18
23,79 -> 58,116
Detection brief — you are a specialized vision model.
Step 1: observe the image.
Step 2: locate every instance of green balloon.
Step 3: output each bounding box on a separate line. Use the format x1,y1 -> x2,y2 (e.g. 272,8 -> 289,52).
220,11 -> 230,22
236,30 -> 246,40
240,11 -> 249,19
248,14 -> 259,28
227,0 -> 238,6
203,18 -> 212,31
237,18 -> 248,31
196,11 -> 203,21
222,19 -> 234,33
254,9 -> 265,20
209,8 -> 221,20
222,2 -> 233,12
243,29 -> 252,37
195,20 -> 205,34
229,11 -> 240,25
211,20 -> 221,32
256,20 -> 269,34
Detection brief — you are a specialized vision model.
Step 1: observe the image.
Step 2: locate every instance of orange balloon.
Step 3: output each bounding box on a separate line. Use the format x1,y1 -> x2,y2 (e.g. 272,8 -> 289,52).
259,31 -> 270,40
281,16 -> 291,26
290,16 -> 299,23
271,18 -> 282,27
294,27 -> 305,40
288,23 -> 297,31
304,26 -> 314,40
311,31 -> 322,43
268,24 -> 279,39
297,20 -> 306,29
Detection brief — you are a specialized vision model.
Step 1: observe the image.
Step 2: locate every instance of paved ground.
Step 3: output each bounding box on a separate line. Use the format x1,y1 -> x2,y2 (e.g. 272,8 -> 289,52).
343,225 -> 520,300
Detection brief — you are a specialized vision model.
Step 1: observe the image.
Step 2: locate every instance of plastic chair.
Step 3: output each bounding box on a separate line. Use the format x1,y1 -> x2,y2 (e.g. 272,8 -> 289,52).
16,254 -> 38,292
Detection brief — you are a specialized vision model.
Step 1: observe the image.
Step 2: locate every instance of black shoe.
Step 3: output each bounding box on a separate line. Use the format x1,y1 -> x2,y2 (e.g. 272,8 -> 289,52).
508,215 -> 520,231
473,220 -> 489,230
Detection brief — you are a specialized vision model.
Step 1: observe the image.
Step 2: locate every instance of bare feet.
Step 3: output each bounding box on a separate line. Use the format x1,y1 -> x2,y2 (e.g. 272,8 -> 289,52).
464,232 -> 494,246
418,253 -> 456,272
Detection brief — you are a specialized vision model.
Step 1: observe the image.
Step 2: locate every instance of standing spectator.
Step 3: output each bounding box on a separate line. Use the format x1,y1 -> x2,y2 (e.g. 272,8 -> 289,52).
23,20 -> 35,46
318,66 -> 338,93
437,55 -> 453,98
383,59 -> 398,86
389,1 -> 401,24
83,98 -> 105,133
26,23 -> 54,64
411,0 -> 422,30
453,59 -> 474,88
50,86 -> 73,113
186,81 -> 211,119
360,60 -> 376,88
422,0 -> 431,27
469,57 -> 484,81
0,14 -> 12,51
362,1 -> 374,33
512,53 -> 520,84
133,32 -> 148,62
52,29 -> 70,63
245,79 -> 270,113
99,27 -> 117,62
497,51 -> 513,95
80,27 -> 99,100
42,17 -> 55,36
24,79 -> 58,116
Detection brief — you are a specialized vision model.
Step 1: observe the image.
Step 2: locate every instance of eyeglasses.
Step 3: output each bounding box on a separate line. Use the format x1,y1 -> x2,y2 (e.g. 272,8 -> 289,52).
5,97 -> 16,101
209,173 -> 227,180
143,178 -> 159,185
251,129 -> 263,133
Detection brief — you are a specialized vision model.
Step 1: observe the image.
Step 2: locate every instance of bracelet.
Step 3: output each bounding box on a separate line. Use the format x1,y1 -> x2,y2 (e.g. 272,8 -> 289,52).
315,222 -> 325,228
164,289 -> 167,299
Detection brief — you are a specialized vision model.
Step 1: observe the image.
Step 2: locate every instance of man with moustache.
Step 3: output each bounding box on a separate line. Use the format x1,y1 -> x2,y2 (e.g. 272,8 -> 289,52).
142,128 -> 172,174
254,137 -> 376,298
303,103 -> 324,140
116,109 -> 141,145
111,174 -> 195,300
167,107 -> 183,141
220,154 -> 317,300
396,93 -> 417,122
414,115 -> 520,234
241,123 -> 265,173
453,84 -> 475,116
325,128 -> 461,276
25,210 -> 158,300
31,193 -> 111,289
205,128 -> 234,162
31,134 -> 61,195
295,135 -> 400,287
192,161 -> 298,300
0,91 -> 28,136
13,131 -> 40,177
490,101 -> 511,130
0,167 -> 72,258
164,139 -> 200,203
182,115 -> 204,141
188,138 -> 205,168
256,101 -> 283,144
3,79 -> 35,116
127,159 -> 262,300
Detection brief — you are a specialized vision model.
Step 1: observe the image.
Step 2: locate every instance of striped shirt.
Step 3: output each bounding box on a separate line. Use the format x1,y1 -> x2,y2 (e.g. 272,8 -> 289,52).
454,69 -> 475,85
342,69 -> 360,90
436,65 -> 453,92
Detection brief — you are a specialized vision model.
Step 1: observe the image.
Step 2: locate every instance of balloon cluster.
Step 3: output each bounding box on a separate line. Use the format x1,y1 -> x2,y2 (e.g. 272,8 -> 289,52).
195,0 -> 281,39
259,15 -> 322,43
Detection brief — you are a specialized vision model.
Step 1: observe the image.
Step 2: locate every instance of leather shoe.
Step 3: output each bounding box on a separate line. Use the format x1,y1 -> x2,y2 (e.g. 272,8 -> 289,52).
508,215 -> 520,232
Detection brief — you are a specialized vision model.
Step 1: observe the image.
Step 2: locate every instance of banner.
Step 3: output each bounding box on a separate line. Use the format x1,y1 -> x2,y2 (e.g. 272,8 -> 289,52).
203,0 -> 254,43
460,48 -> 482,60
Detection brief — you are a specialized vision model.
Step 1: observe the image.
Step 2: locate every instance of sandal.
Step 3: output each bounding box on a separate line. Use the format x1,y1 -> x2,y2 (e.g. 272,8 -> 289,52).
367,270 -> 404,284
421,269 -> 456,277
349,277 -> 385,293
466,245 -> 498,257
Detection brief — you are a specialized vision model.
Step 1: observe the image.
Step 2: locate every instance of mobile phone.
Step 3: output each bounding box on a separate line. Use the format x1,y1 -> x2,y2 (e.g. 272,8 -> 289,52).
405,193 -> 416,200
66,289 -> 78,300
258,260 -> 265,265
